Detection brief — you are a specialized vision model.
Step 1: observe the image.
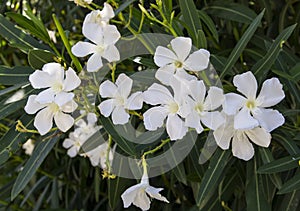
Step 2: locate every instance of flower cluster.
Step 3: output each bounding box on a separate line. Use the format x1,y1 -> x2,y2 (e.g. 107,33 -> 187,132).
24,63 -> 81,135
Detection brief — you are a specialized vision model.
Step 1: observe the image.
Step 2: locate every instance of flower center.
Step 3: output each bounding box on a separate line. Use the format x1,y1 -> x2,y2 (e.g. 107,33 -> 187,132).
195,103 -> 204,114
75,140 -> 81,147
168,102 -> 179,114
174,61 -> 183,68
116,96 -> 125,106
52,82 -> 63,93
246,99 -> 257,110
96,45 -> 105,53
49,103 -> 60,113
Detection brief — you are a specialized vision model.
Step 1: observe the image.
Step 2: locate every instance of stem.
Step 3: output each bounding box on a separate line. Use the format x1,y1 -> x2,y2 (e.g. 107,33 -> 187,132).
142,138 -> 171,158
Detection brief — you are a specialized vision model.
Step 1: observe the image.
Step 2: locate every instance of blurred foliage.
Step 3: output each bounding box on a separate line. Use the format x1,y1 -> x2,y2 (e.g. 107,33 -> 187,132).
0,0 -> 299,210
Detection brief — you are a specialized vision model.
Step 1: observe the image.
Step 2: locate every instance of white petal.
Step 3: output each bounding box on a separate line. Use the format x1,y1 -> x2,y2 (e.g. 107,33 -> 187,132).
174,69 -> 197,82
234,107 -> 259,130
67,146 -> 78,158
87,113 -> 97,125
185,112 -> 203,134
133,188 -> 151,210
143,83 -> 173,105
253,108 -> 285,132
63,68 -> 81,92
116,73 -> 132,99
111,106 -> 129,125
87,52 -> 103,72
166,114 -> 188,140
98,99 -> 115,117
223,93 -> 246,115
99,80 -> 118,98
188,80 -> 206,103
143,106 -> 168,130
184,49 -> 210,71
83,23 -> 104,45
213,116 -> 234,150
201,111 -> 225,130
54,92 -> 74,107
103,25 -> 121,45
35,88 -> 55,104
24,95 -> 46,114
256,77 -> 285,107
126,92 -> 143,110
233,71 -> 258,99
154,46 -> 177,67
34,107 -> 54,135
29,70 -> 54,89
54,112 -> 74,132
101,3 -> 115,20
146,186 -> 169,203
121,184 -> 143,208
62,138 -> 74,148
245,127 -> 271,147
61,100 -> 78,113
102,45 -> 120,62
155,65 -> 175,86
71,41 -> 96,57
170,37 -> 191,62
42,62 -> 64,77
232,131 -> 254,161
203,86 -> 224,110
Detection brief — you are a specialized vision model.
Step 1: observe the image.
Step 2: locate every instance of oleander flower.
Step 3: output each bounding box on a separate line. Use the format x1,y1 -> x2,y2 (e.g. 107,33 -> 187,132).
29,63 -> 81,105
214,114 -> 271,161
22,139 -> 35,156
85,142 -> 113,169
83,3 -> 115,27
143,79 -> 188,140
223,71 -> 285,132
183,80 -> 225,133
154,37 -> 210,85
98,74 -> 143,125
121,171 -> 169,210
71,24 -> 120,72
24,95 -> 77,135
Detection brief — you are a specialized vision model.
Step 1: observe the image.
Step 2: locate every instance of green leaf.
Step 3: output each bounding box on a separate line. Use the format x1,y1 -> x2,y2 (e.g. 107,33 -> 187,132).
258,155 -> 300,174
253,24 -> 297,76
277,190 -> 300,210
115,0 -> 137,15
204,2 -> 257,24
0,14 -> 49,52
197,29 -> 207,49
220,10 -> 265,78
196,148 -> 231,208
198,10 -> 219,42
0,99 -> 26,120
11,135 -> 58,200
278,171 -> 300,194
0,66 -> 33,85
28,49 -> 55,69
289,62 -> 300,82
179,0 -> 202,46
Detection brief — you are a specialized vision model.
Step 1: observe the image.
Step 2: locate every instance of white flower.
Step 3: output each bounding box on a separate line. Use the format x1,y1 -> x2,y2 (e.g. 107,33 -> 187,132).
85,142 -> 113,169
69,0 -> 92,7
214,114 -> 271,161
83,3 -> 115,27
22,139 -> 35,155
24,95 -> 77,135
63,132 -> 86,157
184,80 -> 225,133
121,171 -> 169,210
98,74 -> 143,125
29,63 -> 81,105
154,37 -> 210,85
143,80 -> 188,140
47,29 -> 57,43
223,71 -> 285,132
71,24 -> 120,72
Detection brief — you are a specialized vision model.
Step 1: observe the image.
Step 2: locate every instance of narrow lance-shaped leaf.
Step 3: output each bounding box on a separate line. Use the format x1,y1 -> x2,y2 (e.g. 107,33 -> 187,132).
278,171 -> 300,194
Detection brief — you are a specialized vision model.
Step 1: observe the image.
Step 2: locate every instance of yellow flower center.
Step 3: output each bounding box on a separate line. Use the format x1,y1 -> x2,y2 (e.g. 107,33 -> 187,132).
52,82 -> 63,93
96,45 -> 105,53
169,102 -> 179,114
174,61 -> 183,68
195,103 -> 204,114
246,100 -> 256,110
49,103 -> 60,113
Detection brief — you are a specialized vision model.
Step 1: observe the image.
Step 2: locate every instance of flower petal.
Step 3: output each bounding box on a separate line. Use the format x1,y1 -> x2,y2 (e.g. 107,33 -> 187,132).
233,71 -> 258,99
63,67 -> 81,92
29,70 -> 54,89
100,3 -> 115,20
103,25 -> 121,45
143,106 -> 168,130
213,115 -> 234,150
98,99 -> 115,117
145,186 -> 169,203
62,138 -> 74,148
34,107 -> 54,135
121,184 -> 143,208
99,80 -> 118,98
71,41 -> 96,57
188,80 -> 206,103
87,113 -> 98,125
203,86 -> 224,110
67,146 -> 78,158
223,93 -> 246,115
126,92 -> 143,110
155,65 -> 175,86
154,46 -> 177,67
24,95 -> 46,114
143,83 -> 173,105
201,111 -> 225,130
234,107 -> 259,130
232,131 -> 254,161
184,49 -> 210,71
102,44 -> 120,62
166,114 -> 188,140
115,73 -> 132,99
133,189 -> 151,211
83,23 -> 103,45
54,112 -> 74,132
253,108 -> 285,132
185,112 -> 203,134
87,52 -> 103,72
256,77 -> 285,107
112,105 -> 129,125
245,127 -> 271,147
170,37 -> 192,62
54,92 -> 74,107
35,88 -> 55,104
61,100 -> 78,113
